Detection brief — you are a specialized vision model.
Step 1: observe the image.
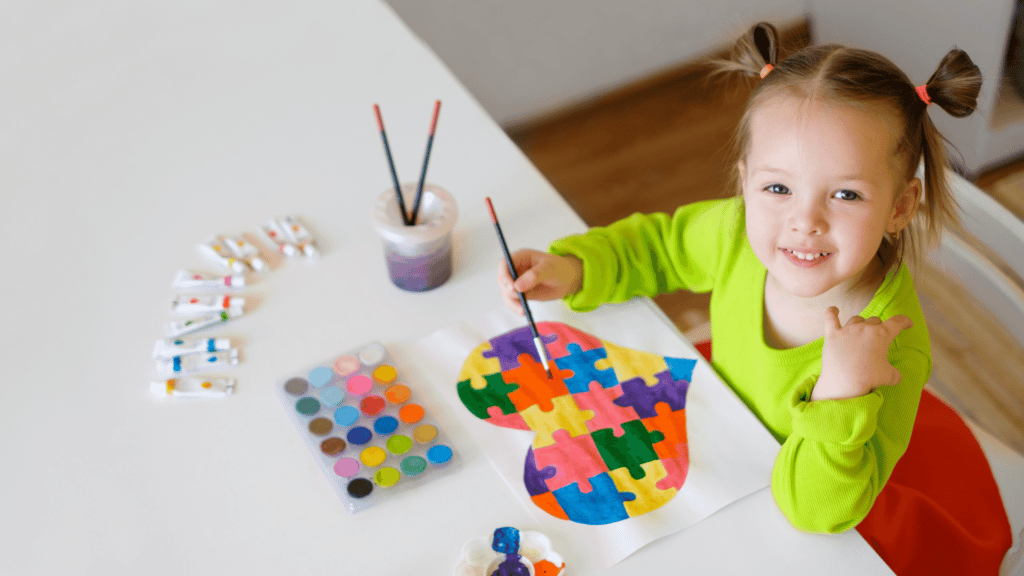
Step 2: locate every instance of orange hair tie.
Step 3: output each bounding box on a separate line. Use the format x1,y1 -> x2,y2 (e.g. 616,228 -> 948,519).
916,84 -> 932,106
759,64 -> 774,79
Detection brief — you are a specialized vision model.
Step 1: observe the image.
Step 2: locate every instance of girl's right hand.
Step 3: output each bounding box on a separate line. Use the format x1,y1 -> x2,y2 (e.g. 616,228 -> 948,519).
496,249 -> 583,315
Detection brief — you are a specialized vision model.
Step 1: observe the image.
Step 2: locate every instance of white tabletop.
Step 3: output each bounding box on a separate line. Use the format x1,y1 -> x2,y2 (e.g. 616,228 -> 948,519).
0,1 -> 893,574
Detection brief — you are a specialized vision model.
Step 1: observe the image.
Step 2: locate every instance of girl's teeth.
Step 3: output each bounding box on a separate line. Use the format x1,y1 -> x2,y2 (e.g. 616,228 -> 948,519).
788,249 -> 827,260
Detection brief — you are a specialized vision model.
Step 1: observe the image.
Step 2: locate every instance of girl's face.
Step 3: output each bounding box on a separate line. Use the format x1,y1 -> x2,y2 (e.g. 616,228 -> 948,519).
739,95 -> 919,301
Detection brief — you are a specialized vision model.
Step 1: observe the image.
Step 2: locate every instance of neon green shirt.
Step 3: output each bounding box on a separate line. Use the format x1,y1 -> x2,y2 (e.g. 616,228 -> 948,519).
549,197 -> 931,533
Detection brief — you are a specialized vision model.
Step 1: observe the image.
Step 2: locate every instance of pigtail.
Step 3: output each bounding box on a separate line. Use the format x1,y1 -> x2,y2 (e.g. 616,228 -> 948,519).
922,48 -> 983,117
713,22 -> 781,78
914,49 -> 983,250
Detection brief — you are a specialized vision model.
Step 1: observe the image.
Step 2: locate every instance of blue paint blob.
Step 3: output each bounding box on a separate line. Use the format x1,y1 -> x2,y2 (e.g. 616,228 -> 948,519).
492,527 -> 520,554
334,406 -> 360,426
426,444 -> 453,464
309,366 -> 334,388
373,416 -> 399,435
347,426 -> 373,445
320,386 -> 345,407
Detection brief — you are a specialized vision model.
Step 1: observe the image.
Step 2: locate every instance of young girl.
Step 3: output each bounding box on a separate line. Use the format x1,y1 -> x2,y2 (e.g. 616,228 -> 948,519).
497,23 -> 1008,574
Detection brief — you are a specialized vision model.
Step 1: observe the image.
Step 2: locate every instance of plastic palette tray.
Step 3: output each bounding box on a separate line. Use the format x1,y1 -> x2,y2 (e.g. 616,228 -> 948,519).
276,341 -> 460,513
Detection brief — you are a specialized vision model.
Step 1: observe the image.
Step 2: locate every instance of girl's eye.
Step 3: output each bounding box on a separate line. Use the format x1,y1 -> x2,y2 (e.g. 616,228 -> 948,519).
833,189 -> 861,201
764,184 -> 790,195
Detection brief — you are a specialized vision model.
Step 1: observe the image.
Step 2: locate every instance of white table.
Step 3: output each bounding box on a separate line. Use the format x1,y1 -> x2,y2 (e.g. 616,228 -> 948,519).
0,1 -> 894,574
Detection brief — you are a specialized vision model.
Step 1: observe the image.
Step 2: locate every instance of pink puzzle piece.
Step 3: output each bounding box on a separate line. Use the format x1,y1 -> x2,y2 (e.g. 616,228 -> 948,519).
533,429 -> 606,493
538,321 -> 604,360
656,442 -> 690,491
573,382 -> 639,437
486,405 -> 531,430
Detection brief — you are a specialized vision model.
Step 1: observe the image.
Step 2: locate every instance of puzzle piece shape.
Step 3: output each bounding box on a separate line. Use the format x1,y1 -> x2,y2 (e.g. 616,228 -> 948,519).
524,448 -> 557,496
458,322 -> 695,525
603,340 -> 668,386
538,321 -> 603,360
656,442 -> 690,491
506,353 -> 571,413
609,460 -> 677,517
592,419 -> 665,480
457,371 -> 519,419
483,327 -> 559,371
555,343 -> 618,393
643,402 -> 689,459
520,395 -> 595,448
573,382 -> 638,437
613,370 -> 690,418
533,429 -> 606,493
552,472 -> 635,525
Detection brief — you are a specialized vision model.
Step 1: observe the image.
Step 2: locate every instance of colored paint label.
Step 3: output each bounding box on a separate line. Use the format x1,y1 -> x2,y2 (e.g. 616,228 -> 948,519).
285,377 -> 308,396
374,467 -> 401,488
413,424 -> 438,443
361,395 -> 386,416
399,403 -> 425,424
319,386 -> 345,407
320,437 -> 346,456
347,426 -> 373,445
308,417 -> 332,436
333,458 -> 359,478
309,366 -> 334,388
385,384 -> 411,404
296,397 -> 321,416
333,355 -> 360,377
361,446 -> 387,467
348,478 -> 374,498
372,365 -> 398,384
400,456 -> 427,476
427,445 -> 453,465
386,435 -> 413,455
373,416 -> 399,435
347,374 -> 373,395
334,406 -> 360,427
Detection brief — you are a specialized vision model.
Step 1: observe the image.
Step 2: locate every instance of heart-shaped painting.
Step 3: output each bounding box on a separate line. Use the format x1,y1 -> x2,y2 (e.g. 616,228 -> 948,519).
457,322 -> 696,525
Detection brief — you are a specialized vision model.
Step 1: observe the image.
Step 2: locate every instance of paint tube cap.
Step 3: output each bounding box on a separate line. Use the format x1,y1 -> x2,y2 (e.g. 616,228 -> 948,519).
248,257 -> 267,272
150,379 -> 174,397
224,275 -> 245,288
301,242 -> 320,260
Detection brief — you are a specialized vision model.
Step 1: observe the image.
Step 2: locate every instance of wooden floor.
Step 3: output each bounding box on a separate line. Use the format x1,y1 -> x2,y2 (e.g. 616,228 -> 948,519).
506,23 -> 1024,455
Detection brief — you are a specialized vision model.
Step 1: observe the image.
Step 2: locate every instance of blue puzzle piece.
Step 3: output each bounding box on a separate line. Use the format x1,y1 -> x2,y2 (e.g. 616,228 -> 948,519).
552,472 -> 635,525
555,343 -> 618,393
484,327 -> 558,371
666,356 -> 697,382
613,371 -> 689,418
524,448 -> 557,496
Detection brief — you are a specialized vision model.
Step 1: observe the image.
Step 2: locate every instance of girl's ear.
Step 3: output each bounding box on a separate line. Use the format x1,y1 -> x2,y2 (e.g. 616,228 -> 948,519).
889,178 -> 922,233
737,160 -> 746,184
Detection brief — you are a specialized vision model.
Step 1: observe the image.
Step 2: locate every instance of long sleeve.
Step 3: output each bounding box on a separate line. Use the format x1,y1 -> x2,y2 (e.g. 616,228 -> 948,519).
548,198 -> 740,311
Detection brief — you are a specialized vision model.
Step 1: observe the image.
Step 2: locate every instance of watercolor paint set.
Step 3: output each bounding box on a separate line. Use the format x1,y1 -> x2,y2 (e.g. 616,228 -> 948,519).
276,341 -> 460,514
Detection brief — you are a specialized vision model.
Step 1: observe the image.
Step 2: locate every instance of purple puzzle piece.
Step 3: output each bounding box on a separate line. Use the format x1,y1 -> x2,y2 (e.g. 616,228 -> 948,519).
612,370 -> 690,418
484,326 -> 559,372
524,447 -> 557,496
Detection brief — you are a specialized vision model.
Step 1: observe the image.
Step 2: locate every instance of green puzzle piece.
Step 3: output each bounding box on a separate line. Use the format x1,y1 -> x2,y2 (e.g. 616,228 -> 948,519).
592,420 -> 666,480
457,371 -> 519,419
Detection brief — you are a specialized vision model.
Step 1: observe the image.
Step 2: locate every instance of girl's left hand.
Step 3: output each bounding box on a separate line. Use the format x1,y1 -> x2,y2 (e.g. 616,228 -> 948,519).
812,306 -> 913,401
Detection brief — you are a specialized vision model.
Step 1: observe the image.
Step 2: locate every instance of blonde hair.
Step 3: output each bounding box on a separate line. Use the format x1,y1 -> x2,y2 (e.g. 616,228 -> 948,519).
716,22 -> 983,274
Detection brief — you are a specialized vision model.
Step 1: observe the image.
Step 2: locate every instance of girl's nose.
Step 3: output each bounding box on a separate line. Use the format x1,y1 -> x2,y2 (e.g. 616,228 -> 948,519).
789,200 -> 828,235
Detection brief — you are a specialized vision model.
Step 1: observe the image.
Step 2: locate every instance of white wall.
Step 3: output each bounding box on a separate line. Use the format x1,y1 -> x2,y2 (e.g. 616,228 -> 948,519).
383,0 -> 809,126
